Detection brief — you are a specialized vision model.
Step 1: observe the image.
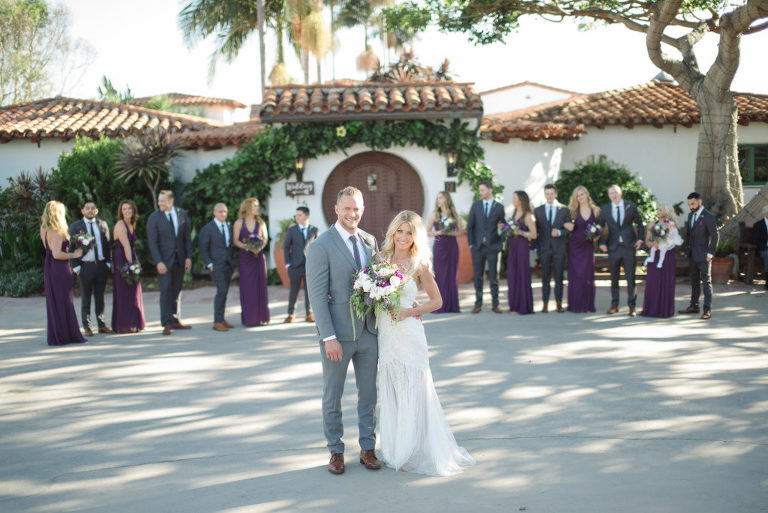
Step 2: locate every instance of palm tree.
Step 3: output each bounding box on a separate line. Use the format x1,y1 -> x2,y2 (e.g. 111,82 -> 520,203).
115,129 -> 181,211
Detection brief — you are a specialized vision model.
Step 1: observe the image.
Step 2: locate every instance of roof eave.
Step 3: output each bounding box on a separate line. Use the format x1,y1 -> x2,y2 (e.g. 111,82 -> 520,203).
259,109 -> 484,124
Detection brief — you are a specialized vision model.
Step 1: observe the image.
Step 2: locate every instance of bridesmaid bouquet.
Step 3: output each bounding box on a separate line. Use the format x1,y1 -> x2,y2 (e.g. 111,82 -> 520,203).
120,261 -> 142,284
350,260 -> 406,335
241,233 -> 265,253
500,221 -> 520,238
650,221 -> 669,241
73,231 -> 95,252
584,223 -> 603,246
433,217 -> 456,234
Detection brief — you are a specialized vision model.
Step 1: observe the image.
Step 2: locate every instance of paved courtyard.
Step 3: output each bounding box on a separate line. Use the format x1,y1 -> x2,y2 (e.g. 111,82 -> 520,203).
1,280 -> 767,513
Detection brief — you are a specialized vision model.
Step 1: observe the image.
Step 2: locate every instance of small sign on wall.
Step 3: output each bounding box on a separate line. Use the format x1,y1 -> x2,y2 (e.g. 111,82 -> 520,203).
444,181 -> 456,192
286,181 -> 315,196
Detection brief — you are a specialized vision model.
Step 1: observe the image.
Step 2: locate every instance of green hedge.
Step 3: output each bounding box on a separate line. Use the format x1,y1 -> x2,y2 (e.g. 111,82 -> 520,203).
0,268 -> 45,297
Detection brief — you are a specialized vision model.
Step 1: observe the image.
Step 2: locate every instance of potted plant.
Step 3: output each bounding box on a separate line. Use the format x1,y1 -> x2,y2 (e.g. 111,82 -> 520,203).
272,218 -> 296,288
457,212 -> 474,283
711,238 -> 737,284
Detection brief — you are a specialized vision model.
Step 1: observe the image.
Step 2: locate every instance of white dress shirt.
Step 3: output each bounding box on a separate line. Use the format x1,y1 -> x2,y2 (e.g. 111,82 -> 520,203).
166,208 -> 179,236
214,219 -> 229,247
334,222 -> 368,267
74,218 -> 109,273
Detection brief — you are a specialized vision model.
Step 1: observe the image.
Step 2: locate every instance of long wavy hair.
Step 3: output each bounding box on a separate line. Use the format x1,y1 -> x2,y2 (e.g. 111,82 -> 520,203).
238,197 -> 266,232
379,210 -> 432,274
512,190 -> 532,219
568,186 -> 599,220
657,203 -> 678,228
431,191 -> 463,230
117,199 -> 138,230
41,201 -> 68,237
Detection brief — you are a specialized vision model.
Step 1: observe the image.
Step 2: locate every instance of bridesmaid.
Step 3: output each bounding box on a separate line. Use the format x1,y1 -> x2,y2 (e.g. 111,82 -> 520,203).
641,204 -> 680,318
233,198 -> 270,326
40,201 -> 86,346
112,200 -> 146,333
563,186 -> 601,313
505,191 -> 537,314
426,191 -> 464,313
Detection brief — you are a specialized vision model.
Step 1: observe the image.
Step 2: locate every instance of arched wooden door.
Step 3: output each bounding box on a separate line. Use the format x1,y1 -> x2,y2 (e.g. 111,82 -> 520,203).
322,152 -> 424,241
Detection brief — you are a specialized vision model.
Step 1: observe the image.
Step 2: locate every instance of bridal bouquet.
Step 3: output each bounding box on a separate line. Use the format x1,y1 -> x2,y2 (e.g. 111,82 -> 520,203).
500,221 -> 520,239
650,221 -> 669,241
350,260 -> 406,335
73,231 -> 95,252
584,222 -> 603,246
433,217 -> 457,234
120,261 -> 142,284
241,232 -> 265,253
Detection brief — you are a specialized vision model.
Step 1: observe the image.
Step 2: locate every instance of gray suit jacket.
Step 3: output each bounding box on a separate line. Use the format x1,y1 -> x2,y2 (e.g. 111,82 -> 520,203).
199,220 -> 236,269
534,204 -> 569,255
284,223 -> 319,268
146,207 -> 193,267
684,208 -> 719,262
598,202 -> 645,251
467,199 -> 505,251
306,226 -> 378,342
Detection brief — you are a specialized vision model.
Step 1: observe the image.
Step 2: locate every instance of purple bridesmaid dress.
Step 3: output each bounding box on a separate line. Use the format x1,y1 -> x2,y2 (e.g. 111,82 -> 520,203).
506,218 -> 534,314
567,212 -> 596,313
238,222 -> 270,326
44,236 -> 86,345
112,221 -> 146,333
432,224 -> 460,313
641,250 -> 676,318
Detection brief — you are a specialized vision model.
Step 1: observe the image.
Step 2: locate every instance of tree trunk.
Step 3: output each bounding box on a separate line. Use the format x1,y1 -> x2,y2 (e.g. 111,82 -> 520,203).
302,50 -> 309,84
257,0 -> 266,97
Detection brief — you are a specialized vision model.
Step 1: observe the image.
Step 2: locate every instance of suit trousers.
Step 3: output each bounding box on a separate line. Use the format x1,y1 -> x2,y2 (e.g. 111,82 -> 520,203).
471,246 -> 500,307
210,265 -> 233,323
689,258 -> 713,310
287,265 -> 310,315
319,329 -> 378,454
609,246 -> 637,307
79,262 -> 108,329
759,249 -> 768,284
159,262 -> 185,326
539,248 -> 565,304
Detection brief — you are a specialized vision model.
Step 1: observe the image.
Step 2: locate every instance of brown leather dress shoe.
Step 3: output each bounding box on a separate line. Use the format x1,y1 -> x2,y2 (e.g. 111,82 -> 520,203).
541,304 -> 549,313
284,314 -> 295,323
491,306 -> 503,313
606,306 -> 619,314
556,301 -> 564,313
83,328 -> 94,337
328,452 -> 345,474
700,310 -> 711,319
359,450 -> 381,470
678,306 -> 700,314
223,320 -> 235,329
472,305 -> 482,314
162,325 -> 172,336
628,307 -> 637,317
170,322 -> 191,330
305,313 -> 315,322
212,322 -> 229,331
98,326 -> 114,334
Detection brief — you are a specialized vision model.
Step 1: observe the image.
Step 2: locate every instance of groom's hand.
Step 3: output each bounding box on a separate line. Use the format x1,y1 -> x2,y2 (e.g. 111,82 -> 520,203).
325,338 -> 343,362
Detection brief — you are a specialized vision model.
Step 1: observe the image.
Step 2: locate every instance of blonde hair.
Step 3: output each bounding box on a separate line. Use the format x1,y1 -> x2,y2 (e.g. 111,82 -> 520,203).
431,191 -> 464,231
337,186 -> 363,204
379,210 -> 432,275
41,201 -> 68,236
657,204 -> 678,227
568,186 -> 599,220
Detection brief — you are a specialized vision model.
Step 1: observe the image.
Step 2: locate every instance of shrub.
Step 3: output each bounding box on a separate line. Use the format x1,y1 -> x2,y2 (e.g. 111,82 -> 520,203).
0,268 -> 45,297
554,160 -> 657,222
0,169 -> 52,273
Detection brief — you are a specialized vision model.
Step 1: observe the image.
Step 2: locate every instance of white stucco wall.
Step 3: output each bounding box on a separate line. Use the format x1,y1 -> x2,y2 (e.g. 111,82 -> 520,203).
0,139 -> 75,183
481,85 -> 573,115
175,146 -> 239,184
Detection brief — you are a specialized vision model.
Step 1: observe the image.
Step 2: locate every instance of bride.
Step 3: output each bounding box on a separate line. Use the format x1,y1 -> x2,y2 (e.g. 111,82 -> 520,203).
376,210 -> 475,476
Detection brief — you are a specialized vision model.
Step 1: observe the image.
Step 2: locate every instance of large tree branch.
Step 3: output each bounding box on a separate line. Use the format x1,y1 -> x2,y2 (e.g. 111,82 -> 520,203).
646,0 -> 687,79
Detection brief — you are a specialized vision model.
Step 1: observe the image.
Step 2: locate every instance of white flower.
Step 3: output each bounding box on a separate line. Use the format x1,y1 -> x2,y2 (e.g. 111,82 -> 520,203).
389,275 -> 401,287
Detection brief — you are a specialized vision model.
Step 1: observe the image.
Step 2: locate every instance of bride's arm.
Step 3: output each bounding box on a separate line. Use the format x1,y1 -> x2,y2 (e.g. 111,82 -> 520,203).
399,264 -> 442,319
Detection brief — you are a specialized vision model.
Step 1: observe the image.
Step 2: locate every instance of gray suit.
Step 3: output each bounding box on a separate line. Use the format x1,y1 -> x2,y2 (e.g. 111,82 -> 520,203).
684,208 -> 718,310
597,202 -> 645,308
534,203 -> 569,305
146,207 -> 193,326
284,223 -> 318,316
306,225 -> 378,454
199,220 -> 236,323
466,199 -> 506,307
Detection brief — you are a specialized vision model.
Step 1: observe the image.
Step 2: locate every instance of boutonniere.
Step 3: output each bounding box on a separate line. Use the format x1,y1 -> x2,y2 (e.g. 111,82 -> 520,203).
361,234 -> 375,248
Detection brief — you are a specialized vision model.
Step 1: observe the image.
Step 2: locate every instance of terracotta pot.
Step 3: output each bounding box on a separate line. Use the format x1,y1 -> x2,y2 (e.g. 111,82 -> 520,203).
457,232 -> 474,284
272,238 -> 290,288
711,257 -> 734,285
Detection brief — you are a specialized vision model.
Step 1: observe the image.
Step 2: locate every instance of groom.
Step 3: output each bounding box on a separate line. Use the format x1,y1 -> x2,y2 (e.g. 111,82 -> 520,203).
306,186 -> 381,475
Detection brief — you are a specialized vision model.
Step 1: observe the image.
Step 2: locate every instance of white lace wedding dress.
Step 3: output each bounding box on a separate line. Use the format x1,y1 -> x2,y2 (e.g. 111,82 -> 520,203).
377,277 -> 475,476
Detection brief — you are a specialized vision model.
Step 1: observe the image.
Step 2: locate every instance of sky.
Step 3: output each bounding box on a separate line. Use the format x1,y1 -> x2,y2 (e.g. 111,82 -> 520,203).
62,0 -> 768,119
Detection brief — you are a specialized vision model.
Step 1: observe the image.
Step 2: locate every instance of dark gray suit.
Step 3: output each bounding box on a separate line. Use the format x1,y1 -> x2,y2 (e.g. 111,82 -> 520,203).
684,208 -> 718,310
534,203 -> 569,305
199,219 -> 236,324
598,202 -> 645,308
306,226 -> 378,454
146,207 -> 193,326
467,199 -> 506,307
284,223 -> 318,316
69,218 -> 111,330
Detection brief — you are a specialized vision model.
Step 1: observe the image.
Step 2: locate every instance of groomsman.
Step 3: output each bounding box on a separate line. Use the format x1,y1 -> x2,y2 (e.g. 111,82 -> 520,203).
199,203 -> 236,331
753,205 -> 768,289
283,206 -> 318,323
598,185 -> 645,316
466,180 -> 506,313
679,192 -> 718,319
147,190 -> 193,335
69,201 -> 113,336
534,184 -> 569,313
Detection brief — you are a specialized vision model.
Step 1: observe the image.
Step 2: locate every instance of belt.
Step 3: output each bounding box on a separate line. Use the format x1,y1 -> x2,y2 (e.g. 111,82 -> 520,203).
82,260 -> 107,264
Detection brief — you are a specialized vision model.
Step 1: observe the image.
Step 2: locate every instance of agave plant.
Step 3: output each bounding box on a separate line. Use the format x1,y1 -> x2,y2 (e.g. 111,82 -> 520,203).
115,129 -> 181,211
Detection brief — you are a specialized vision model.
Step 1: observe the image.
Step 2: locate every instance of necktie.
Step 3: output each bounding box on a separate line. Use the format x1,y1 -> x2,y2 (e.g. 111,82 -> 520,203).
548,205 -> 554,226
691,212 -> 697,229
88,220 -> 95,239
349,235 -> 362,268
484,202 -> 490,218
88,221 -> 101,260
616,205 -> 621,226
302,227 -> 307,241
220,223 -> 228,247
167,212 -> 176,235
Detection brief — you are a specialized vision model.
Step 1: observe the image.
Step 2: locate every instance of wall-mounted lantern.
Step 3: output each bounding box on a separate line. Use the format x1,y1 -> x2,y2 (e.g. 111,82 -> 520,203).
446,151 -> 459,177
294,156 -> 305,182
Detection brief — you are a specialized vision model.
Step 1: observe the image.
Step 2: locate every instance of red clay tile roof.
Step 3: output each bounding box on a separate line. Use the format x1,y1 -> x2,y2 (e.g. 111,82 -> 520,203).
479,81 -> 582,97
260,82 -> 483,122
481,80 -> 768,142
175,121 -> 264,149
0,97 -> 222,143
132,93 -> 247,109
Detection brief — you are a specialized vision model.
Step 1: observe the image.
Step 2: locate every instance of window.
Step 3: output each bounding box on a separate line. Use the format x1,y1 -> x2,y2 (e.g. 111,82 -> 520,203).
739,144 -> 768,185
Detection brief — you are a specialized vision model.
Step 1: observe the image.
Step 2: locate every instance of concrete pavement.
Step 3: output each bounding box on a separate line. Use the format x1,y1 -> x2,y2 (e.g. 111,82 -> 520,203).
1,279 -> 767,513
